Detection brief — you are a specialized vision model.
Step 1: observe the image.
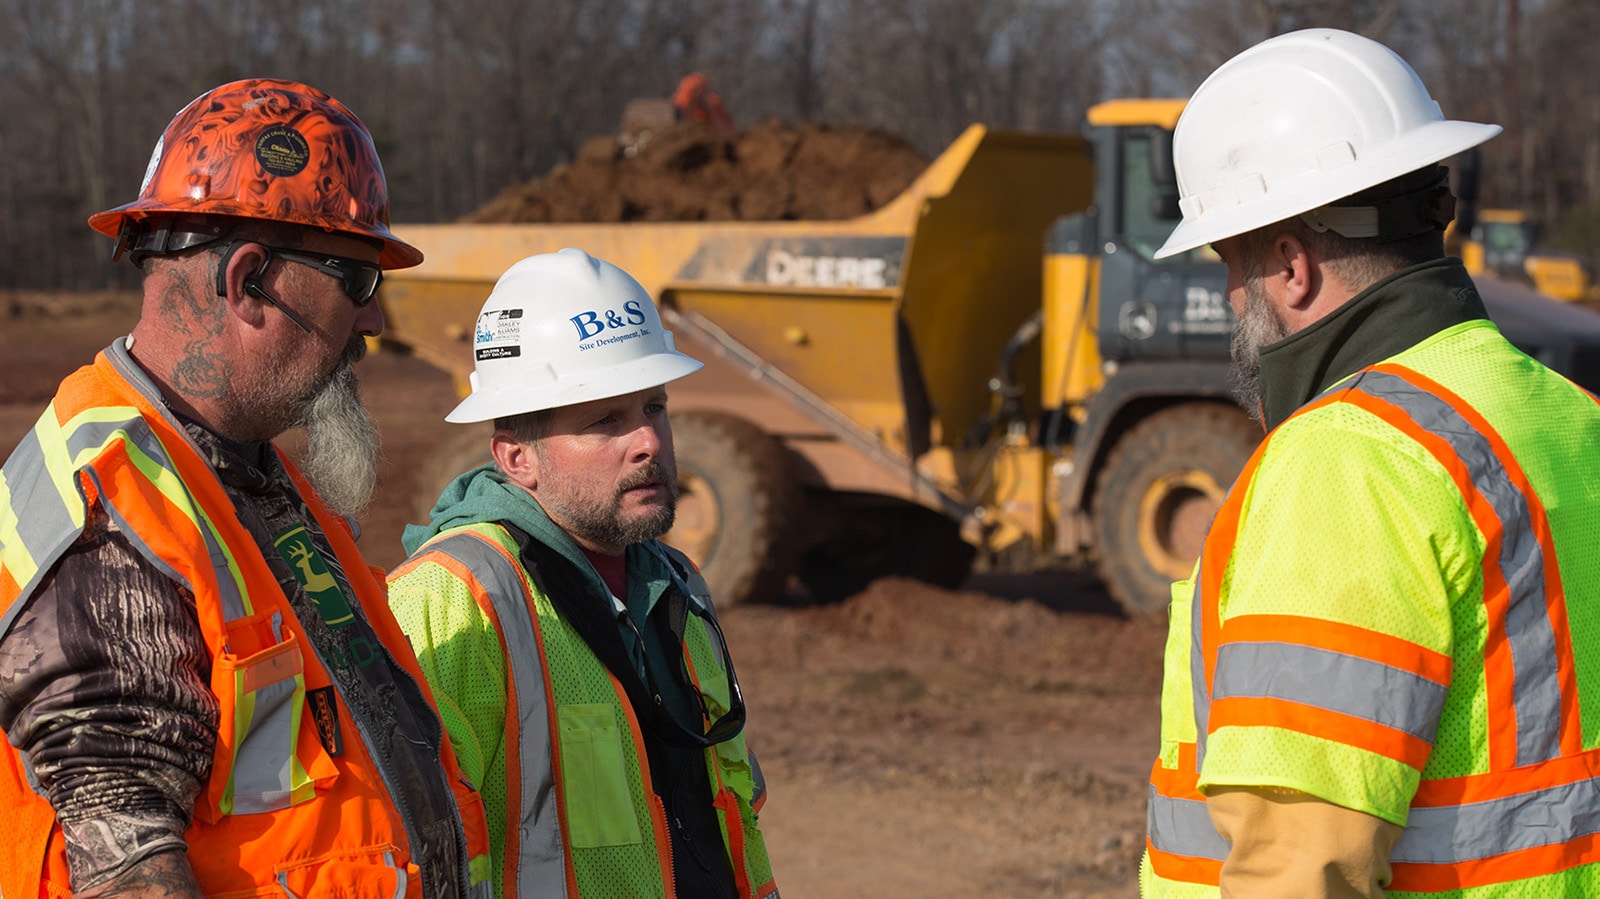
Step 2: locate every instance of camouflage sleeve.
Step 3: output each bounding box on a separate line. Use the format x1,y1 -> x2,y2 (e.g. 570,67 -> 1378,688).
0,512 -> 219,892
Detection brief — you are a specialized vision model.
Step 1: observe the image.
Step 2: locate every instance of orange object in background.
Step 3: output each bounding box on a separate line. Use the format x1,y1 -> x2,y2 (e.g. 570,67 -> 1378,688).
673,72 -> 735,134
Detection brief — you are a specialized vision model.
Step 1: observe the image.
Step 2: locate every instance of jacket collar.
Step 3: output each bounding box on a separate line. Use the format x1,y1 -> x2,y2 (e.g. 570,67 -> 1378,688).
1257,258 -> 1488,431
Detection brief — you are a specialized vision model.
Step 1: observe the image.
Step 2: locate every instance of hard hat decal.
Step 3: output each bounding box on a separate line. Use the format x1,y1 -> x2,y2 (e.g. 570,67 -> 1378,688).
475,308 -> 524,361
254,125 -> 311,177
570,300 -> 648,340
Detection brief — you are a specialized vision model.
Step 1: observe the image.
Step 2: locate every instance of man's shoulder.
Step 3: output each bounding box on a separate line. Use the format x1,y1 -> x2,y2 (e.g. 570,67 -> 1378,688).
392,520 -> 535,587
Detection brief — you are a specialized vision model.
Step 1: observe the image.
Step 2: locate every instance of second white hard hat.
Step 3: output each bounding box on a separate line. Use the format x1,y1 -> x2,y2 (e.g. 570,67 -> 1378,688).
1154,28 -> 1502,259
446,248 -> 704,423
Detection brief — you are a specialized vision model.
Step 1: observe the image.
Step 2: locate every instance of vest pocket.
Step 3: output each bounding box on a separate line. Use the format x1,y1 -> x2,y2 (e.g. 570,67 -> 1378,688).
212,624 -> 335,816
273,847 -> 409,897
558,703 -> 644,847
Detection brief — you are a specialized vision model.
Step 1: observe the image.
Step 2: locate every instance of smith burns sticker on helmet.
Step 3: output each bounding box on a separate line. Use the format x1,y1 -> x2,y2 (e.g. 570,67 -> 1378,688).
255,124 -> 310,177
475,308 -> 524,361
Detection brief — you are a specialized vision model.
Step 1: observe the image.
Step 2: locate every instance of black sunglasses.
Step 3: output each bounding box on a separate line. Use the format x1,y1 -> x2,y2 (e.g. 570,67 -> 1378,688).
626,603 -> 747,748
262,247 -> 384,306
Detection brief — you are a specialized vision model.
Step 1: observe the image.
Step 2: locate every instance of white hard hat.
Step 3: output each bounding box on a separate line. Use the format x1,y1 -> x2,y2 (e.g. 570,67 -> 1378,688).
1154,28 -> 1501,259
446,248 -> 704,423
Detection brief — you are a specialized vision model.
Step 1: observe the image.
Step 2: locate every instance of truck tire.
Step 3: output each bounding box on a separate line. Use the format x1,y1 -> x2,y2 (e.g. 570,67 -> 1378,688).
663,412 -> 803,607
1091,403 -> 1259,618
796,494 -> 976,603
412,424 -> 493,525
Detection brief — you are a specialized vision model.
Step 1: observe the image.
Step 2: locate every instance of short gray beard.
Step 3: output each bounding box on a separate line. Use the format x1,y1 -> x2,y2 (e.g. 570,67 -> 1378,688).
1230,276 -> 1290,424
297,359 -> 381,518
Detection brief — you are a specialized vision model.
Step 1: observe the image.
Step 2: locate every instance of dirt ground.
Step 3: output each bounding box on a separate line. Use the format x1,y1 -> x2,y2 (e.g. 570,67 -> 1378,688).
0,295 -> 1164,898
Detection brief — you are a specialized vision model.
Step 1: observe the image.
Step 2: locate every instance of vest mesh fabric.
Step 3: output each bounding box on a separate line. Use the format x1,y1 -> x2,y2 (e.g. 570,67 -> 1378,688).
394,559 -> 514,899
534,604 -> 667,896
1147,322 -> 1600,897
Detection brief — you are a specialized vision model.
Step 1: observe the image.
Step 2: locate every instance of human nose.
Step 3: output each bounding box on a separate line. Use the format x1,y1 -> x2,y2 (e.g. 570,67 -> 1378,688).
354,298 -> 385,337
628,416 -> 664,462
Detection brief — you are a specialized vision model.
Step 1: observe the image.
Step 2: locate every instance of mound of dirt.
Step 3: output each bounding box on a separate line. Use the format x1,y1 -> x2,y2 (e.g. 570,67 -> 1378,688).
466,118 -> 930,224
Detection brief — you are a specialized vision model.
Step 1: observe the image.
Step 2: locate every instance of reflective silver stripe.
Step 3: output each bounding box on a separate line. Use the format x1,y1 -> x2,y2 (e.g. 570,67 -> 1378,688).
425,530 -> 568,899
384,851 -> 407,899
1146,784 -> 1229,861
1190,576 -> 1211,768
74,417 -> 250,624
1395,772 -> 1600,863
1353,369 -> 1560,765
274,852 -> 408,896
228,612 -> 303,813
102,339 -> 251,621
1,407 -> 250,629
1212,641 -> 1447,744
0,427 -> 82,637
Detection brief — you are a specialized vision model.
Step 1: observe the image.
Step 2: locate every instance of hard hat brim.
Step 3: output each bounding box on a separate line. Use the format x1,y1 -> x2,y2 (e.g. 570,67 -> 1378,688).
444,352 -> 705,424
1154,119 -> 1502,259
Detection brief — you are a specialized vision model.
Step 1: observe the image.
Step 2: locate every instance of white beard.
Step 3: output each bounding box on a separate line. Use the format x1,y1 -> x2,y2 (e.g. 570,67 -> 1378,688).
297,359 -> 381,518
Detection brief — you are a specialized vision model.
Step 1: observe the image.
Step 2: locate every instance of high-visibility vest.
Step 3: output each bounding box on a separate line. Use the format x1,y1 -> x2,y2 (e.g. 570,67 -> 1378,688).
389,521 -> 778,899
0,342 -> 491,897
1144,322 -> 1600,896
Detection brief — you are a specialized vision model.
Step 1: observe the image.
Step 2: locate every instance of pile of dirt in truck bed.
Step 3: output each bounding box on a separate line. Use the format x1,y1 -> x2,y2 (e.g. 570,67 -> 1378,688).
466,118 -> 930,223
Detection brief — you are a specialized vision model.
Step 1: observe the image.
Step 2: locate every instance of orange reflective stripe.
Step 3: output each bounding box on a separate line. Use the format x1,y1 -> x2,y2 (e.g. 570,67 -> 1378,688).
1149,755 -> 1204,801
1210,696 -> 1434,770
612,672 -> 675,891
1348,365 -> 1581,767
1196,434 -> 1274,709
1220,614 -> 1451,686
1369,364 -> 1582,763
1391,831 -> 1600,892
715,785 -> 754,898
401,545 -> 526,899
1414,746 -> 1600,807
1145,838 -> 1222,885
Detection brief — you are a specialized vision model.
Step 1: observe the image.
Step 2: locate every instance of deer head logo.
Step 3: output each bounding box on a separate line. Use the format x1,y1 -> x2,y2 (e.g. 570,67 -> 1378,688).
286,540 -> 338,596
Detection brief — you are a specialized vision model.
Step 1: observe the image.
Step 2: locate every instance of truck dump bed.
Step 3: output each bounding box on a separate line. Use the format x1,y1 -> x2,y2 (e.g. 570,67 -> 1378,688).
379,125 -> 1093,501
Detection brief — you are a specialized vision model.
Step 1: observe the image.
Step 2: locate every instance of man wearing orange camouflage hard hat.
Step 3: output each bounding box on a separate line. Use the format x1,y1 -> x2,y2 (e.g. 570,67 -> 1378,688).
0,79 -> 490,898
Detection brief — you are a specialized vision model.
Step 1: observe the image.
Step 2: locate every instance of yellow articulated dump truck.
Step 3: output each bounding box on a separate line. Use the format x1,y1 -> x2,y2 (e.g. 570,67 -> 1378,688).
378,99 -> 1600,617
1457,208 -> 1599,305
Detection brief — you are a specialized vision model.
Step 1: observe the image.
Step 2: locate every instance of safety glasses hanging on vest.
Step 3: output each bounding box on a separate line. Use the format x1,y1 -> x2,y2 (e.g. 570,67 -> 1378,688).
627,593 -> 747,748
507,522 -> 747,749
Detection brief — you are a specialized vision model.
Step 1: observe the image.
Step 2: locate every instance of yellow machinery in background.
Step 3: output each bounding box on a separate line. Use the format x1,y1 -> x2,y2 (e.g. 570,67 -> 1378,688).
379,101 -> 1600,616
1457,208 -> 1598,304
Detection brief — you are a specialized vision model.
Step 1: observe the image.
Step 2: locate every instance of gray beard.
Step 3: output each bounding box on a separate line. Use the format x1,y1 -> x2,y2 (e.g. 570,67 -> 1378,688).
297,361 -> 381,518
1230,278 -> 1290,424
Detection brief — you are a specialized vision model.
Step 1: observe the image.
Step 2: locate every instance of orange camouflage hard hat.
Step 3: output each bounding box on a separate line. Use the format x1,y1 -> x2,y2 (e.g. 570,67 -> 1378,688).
88,78 -> 422,269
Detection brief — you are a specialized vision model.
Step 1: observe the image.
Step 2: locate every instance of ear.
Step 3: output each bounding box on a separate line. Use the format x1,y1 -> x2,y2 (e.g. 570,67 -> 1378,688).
490,430 -> 539,490
1265,232 -> 1319,315
218,241 -> 273,327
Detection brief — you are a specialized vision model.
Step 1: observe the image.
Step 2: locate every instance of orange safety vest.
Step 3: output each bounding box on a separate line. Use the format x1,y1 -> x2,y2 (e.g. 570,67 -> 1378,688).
0,342 -> 490,896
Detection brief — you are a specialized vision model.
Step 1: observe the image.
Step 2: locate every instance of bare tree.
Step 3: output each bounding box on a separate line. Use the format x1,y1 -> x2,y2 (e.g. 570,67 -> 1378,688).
3,0 -> 1599,291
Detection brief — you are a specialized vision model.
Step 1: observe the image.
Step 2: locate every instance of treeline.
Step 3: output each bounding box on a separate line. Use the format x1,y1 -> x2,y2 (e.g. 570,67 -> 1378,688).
1,0 -> 1593,290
